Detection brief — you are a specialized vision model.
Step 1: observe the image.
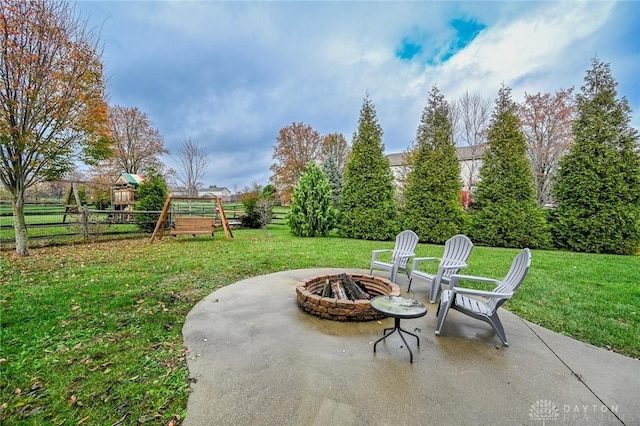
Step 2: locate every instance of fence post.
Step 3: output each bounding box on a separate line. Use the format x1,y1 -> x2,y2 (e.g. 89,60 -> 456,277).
81,207 -> 89,238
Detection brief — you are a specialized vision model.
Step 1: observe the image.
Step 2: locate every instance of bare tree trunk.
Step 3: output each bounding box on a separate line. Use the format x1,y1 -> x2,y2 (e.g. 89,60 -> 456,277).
11,186 -> 29,256
175,138 -> 207,197
450,91 -> 490,206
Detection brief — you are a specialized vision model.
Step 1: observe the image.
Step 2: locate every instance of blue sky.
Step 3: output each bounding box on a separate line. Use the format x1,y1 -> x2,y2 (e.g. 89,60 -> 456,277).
78,0 -> 640,192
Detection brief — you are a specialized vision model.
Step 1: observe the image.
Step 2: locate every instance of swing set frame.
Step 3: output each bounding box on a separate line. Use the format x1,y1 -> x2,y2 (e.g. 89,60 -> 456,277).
150,196 -> 233,243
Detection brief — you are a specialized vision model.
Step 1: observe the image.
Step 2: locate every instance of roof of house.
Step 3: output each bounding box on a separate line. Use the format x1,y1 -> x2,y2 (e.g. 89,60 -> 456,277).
169,186 -> 230,193
387,153 -> 405,167
203,186 -> 230,192
387,145 -> 487,166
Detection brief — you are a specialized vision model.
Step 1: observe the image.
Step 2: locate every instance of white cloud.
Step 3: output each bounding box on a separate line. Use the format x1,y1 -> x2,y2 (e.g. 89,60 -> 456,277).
79,0 -> 638,189
434,1 -> 616,101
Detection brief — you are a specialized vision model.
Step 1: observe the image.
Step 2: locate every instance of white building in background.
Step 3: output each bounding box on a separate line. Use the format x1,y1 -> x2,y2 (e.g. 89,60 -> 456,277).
198,186 -> 231,201
169,185 -> 232,201
386,145 -> 486,193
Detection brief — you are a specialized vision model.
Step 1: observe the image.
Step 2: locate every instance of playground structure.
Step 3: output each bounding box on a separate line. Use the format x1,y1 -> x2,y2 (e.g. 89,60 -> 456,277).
60,179 -> 135,224
150,196 -> 233,243
62,182 -> 86,223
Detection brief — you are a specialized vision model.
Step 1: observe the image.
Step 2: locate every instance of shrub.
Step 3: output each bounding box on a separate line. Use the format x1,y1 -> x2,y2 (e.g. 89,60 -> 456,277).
240,184 -> 275,229
287,162 -> 337,237
135,168 -> 168,232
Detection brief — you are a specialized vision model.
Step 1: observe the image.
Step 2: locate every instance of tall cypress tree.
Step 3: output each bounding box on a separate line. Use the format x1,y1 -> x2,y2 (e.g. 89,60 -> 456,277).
470,85 -> 548,248
338,95 -> 398,240
551,58 -> 640,254
402,86 -> 465,243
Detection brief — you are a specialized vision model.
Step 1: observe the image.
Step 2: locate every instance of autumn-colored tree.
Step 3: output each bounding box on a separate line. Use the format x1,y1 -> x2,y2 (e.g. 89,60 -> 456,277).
450,90 -> 490,205
94,105 -> 168,178
518,89 -> 575,206
0,0 -> 110,256
175,138 -> 208,197
402,86 -> 466,243
270,122 -> 323,196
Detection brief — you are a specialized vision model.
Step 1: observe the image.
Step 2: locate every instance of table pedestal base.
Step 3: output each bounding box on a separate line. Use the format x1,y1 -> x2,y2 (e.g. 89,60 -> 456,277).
373,317 -> 420,363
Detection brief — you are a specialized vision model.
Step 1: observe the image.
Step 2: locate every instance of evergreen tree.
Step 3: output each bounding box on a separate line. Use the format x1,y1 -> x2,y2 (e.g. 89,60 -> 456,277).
469,85 -> 549,248
322,152 -> 342,208
338,95 -> 398,240
402,86 -> 466,243
551,58 -> 640,254
135,168 -> 168,232
286,162 -> 337,237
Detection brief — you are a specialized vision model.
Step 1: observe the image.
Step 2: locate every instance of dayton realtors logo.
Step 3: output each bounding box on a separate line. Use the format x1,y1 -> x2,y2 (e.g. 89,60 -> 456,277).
529,399 -> 631,424
529,399 -> 560,424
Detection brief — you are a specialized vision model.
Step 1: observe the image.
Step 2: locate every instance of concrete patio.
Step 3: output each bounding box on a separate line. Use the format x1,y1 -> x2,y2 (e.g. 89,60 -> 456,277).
182,268 -> 640,426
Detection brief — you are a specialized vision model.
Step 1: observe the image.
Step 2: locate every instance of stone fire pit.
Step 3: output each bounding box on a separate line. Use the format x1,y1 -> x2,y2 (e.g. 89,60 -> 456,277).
295,273 -> 401,321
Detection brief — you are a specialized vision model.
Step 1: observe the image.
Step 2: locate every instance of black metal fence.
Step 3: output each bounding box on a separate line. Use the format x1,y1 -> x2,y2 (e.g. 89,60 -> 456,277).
0,201 -> 287,250
0,200 -> 285,249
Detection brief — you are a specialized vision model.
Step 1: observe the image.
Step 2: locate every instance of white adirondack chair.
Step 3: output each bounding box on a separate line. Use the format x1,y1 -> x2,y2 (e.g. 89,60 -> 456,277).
434,248 -> 531,346
408,234 -> 473,303
369,230 -> 419,283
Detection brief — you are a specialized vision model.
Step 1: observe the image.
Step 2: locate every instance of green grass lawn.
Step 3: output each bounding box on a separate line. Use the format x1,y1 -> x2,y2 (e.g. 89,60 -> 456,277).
0,226 -> 638,425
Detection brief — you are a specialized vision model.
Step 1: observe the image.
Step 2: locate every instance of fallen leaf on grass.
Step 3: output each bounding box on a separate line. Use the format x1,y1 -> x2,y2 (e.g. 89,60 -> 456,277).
77,415 -> 90,424
110,413 -> 128,426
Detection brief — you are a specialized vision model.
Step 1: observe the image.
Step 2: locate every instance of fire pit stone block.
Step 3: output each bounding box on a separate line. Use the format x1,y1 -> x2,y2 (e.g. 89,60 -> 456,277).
296,273 -> 401,321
